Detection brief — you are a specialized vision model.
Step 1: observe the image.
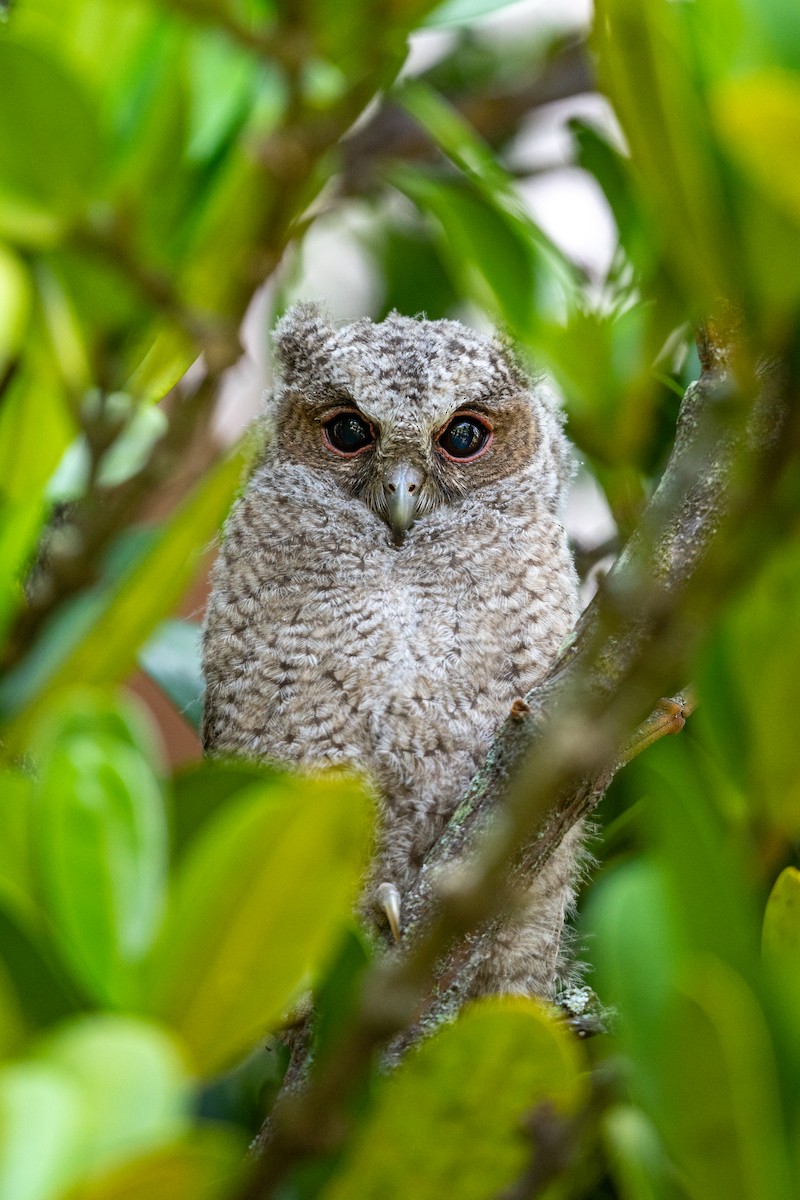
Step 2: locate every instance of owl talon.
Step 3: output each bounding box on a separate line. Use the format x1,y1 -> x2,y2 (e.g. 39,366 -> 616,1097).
377,881 -> 402,942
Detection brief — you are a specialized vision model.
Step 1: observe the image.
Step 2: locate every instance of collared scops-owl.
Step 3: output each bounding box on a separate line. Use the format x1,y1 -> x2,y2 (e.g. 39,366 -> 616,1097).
202,303 -> 582,997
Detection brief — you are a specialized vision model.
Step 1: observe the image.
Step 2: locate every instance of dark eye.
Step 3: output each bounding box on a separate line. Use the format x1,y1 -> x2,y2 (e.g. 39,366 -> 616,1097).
324,411 -> 375,455
437,415 -> 491,461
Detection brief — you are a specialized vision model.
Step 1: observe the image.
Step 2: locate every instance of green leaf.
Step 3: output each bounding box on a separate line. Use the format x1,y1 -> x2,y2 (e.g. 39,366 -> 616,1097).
124,324 -> 198,405
593,0 -> 736,309
602,1105 -> 677,1200
539,303 -> 661,467
36,1015 -> 190,1177
638,738 -> 759,978
394,82 -> 576,330
0,362 -> 77,506
0,769 -> 37,926
0,40 -> 103,243
62,1129 -> 247,1200
170,758 -> 280,862
323,998 -> 585,1200
0,945 -> 27,1061
178,151 -> 269,316
149,771 -> 372,1074
583,858 -> 681,1122
762,867 -> 800,972
312,925 -> 372,1070
1,446 -> 246,743
0,242 -> 32,374
696,544 -> 800,836
186,29 -> 259,164
713,70 -> 800,228
0,494 -> 48,654
31,692 -> 168,1006
392,168 -> 540,337
0,903 -> 83,1033
0,1062 -> 82,1200
663,958 -> 792,1200
138,619 -> 204,731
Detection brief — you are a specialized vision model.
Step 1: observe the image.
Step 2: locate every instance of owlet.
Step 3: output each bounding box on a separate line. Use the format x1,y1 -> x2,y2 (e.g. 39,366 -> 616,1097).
202,303 -> 581,997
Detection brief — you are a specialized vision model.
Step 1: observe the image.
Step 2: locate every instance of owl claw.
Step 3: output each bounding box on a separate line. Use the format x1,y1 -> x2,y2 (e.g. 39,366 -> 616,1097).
377,881 -> 402,942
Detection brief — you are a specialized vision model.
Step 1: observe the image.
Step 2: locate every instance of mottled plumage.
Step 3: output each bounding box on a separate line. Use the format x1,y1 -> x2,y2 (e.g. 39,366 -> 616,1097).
202,303 -> 581,996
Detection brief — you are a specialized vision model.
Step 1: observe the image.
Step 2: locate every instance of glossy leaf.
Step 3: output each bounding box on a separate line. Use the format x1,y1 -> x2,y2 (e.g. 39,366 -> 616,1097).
762,867 -> 800,972
602,1105 -> 677,1200
583,858 -> 681,1121
31,692 -> 168,1005
0,769 -> 37,925
150,772 -> 372,1074
66,1129 -> 247,1200
593,0 -> 735,308
36,1015 -> 190,1177
124,324 -> 198,405
0,495 -> 48,646
169,758 -> 281,861
662,958 -> 792,1200
395,82 -> 575,328
0,40 -> 102,243
713,71 -> 800,244
324,998 -> 584,1200
0,904 -> 83,1033
0,1062 -> 82,1200
0,242 -> 32,374
392,168 -> 540,337
0,363 -> 76,506
186,29 -> 259,164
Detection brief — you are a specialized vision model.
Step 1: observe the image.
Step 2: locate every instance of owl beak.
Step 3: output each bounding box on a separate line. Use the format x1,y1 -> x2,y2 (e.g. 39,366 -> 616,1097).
384,463 -> 423,543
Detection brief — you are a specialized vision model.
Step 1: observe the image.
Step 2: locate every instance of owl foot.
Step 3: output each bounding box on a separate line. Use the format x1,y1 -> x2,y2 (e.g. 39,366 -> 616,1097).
376,881 -> 402,942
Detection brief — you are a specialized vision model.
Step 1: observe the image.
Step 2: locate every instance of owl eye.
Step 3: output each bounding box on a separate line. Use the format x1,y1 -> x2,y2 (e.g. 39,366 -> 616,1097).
437,414 -> 492,461
323,411 -> 375,456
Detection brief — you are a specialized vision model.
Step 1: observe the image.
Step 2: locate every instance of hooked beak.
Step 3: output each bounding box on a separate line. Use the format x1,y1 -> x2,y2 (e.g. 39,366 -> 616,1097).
384,462 -> 423,544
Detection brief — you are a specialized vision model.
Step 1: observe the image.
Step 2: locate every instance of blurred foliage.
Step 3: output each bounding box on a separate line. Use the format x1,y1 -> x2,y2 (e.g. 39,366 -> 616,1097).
0,0 -> 800,1198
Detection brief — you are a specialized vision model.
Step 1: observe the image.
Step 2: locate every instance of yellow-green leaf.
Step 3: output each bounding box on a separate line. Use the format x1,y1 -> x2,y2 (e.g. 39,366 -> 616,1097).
762,866 -> 800,969
32,693 -> 168,1007
713,71 -> 800,227
65,1129 -> 246,1200
149,771 -> 372,1074
0,243 -> 32,375
35,1016 -> 190,1178
323,997 -> 585,1200
663,957 -> 792,1200
0,1062 -> 82,1200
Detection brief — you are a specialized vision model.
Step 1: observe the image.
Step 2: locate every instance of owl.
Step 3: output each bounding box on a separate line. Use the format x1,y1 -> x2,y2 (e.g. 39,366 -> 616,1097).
202,303 -> 582,997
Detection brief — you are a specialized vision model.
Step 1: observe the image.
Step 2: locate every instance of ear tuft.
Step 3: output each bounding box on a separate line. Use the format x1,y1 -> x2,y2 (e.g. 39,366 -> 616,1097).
273,302 -> 336,379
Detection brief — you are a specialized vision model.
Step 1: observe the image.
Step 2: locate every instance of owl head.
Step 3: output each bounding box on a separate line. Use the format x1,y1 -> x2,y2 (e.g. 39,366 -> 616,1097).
265,302 -> 573,545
